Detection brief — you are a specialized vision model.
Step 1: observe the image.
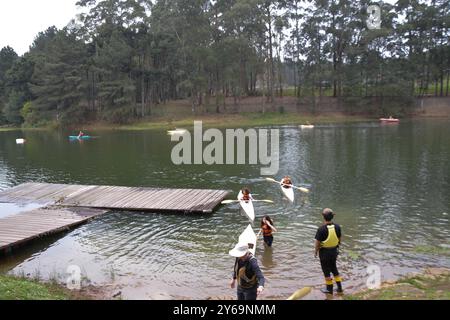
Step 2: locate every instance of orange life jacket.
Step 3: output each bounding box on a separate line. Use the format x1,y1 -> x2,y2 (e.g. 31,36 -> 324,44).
262,224 -> 272,237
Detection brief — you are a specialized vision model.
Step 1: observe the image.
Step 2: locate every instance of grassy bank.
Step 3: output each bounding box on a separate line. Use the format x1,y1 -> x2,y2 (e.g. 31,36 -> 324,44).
117,113 -> 372,131
1,113 -> 373,132
0,274 -> 77,300
345,268 -> 450,300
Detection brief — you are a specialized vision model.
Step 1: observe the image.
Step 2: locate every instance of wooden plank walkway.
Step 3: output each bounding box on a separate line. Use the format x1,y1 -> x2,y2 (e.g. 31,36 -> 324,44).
0,206 -> 107,252
0,182 -> 230,213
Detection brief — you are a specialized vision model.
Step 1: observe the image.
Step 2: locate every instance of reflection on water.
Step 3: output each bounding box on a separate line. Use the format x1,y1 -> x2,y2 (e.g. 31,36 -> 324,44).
0,119 -> 449,299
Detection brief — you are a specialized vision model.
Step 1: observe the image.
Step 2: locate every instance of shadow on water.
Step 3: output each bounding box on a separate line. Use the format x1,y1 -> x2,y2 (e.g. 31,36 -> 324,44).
0,231 -> 69,274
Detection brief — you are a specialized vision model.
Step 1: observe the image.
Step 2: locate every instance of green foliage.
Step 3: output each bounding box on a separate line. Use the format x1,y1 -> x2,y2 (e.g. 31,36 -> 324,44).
0,0 -> 448,126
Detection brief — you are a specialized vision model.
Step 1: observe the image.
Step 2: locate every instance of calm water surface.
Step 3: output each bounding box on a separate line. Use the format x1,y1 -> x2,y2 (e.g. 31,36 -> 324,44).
0,119 -> 449,299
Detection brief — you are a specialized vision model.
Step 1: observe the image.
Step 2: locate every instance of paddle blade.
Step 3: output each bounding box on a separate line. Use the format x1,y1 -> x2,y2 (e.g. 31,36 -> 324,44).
252,199 -> 274,204
221,200 -> 238,204
298,187 -> 310,193
265,177 -> 277,183
287,287 -> 312,300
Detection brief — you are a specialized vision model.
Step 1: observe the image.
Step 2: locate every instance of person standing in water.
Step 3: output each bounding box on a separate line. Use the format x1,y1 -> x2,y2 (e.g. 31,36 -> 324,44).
314,208 -> 343,294
261,215 -> 277,247
229,243 -> 265,300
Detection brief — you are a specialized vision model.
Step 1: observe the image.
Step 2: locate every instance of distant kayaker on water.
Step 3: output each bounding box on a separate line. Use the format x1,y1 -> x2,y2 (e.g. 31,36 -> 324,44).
315,208 -> 343,295
77,131 -> 85,138
261,215 -> 277,247
229,243 -> 265,300
281,176 -> 292,188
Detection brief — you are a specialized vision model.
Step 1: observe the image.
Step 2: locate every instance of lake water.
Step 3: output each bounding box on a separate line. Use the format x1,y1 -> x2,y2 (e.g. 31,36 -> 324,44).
0,119 -> 449,299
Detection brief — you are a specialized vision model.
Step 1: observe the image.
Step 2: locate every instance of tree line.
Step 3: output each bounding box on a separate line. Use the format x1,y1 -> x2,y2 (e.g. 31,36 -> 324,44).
0,0 -> 449,126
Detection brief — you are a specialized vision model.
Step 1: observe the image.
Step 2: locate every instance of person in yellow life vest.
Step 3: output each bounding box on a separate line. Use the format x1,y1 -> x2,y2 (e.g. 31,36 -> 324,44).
229,243 -> 265,300
314,208 -> 343,294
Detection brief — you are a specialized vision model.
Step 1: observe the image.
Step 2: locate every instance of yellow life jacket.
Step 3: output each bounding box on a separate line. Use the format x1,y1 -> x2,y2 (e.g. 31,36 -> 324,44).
321,225 -> 339,248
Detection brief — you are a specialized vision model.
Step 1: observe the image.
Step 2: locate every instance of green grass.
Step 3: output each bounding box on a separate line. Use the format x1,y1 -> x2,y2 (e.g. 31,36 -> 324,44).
0,274 -> 71,300
118,113 -> 372,131
0,126 -> 20,132
344,271 -> 450,300
1,112 -> 372,132
416,82 -> 450,96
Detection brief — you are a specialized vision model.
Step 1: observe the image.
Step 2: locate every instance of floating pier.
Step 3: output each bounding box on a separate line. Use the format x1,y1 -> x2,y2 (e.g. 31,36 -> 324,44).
0,182 -> 230,214
0,182 -> 230,253
0,206 -> 107,252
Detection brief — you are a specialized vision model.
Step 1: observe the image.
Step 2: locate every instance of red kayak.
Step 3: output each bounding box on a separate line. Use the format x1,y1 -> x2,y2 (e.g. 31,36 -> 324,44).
380,118 -> 399,123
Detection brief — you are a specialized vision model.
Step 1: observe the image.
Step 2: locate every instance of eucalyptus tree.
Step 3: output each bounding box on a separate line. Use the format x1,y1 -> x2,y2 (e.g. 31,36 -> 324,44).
28,28 -> 89,125
0,46 -> 18,122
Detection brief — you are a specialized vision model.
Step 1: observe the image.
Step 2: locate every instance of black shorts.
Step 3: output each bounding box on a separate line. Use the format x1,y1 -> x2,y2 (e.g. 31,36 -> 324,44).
319,248 -> 339,278
263,235 -> 273,247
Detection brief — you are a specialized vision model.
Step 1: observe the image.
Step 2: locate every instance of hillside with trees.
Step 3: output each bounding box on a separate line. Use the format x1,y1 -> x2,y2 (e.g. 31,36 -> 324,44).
0,0 -> 449,127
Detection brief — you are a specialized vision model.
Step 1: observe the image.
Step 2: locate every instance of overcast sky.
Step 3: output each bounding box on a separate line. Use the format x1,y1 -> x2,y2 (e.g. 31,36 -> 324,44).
1,0 -> 399,56
0,0 -> 80,55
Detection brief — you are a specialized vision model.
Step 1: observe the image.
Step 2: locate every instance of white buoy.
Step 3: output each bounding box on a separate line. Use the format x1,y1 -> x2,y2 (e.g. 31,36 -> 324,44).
16,139 -> 25,144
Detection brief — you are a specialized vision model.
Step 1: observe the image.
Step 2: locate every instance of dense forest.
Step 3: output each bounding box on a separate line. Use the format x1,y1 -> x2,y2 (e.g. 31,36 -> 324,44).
0,0 -> 449,126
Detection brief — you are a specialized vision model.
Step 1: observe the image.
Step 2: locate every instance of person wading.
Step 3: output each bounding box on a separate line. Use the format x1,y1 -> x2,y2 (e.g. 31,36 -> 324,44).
261,215 -> 277,247
229,243 -> 265,300
314,208 -> 343,294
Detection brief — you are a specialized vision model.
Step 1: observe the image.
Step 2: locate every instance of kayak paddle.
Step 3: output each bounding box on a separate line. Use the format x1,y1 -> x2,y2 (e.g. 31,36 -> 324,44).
287,287 -> 312,300
221,199 -> 274,204
265,177 -> 310,194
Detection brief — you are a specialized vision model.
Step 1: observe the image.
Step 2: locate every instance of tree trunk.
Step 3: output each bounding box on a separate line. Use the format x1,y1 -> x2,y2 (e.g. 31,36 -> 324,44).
266,5 -> 275,107
446,69 -> 449,97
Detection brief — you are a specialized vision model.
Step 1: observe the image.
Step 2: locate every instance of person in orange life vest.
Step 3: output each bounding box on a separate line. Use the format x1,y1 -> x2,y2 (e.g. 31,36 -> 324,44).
240,188 -> 253,202
229,243 -> 265,300
260,215 -> 277,247
314,208 -> 343,294
280,176 -> 292,189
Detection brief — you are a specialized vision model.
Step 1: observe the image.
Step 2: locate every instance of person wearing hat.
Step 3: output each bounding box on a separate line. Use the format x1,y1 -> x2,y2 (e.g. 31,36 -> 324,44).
314,208 -> 343,294
229,243 -> 265,300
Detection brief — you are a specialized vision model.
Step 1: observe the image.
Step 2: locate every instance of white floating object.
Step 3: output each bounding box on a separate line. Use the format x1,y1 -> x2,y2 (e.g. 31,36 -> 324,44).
16,139 -> 25,144
300,125 -> 315,129
167,129 -> 187,135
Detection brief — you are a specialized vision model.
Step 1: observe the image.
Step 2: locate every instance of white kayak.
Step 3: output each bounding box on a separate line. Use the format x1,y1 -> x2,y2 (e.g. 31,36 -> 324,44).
300,125 -> 314,129
238,191 -> 255,221
238,224 -> 257,255
281,185 -> 295,203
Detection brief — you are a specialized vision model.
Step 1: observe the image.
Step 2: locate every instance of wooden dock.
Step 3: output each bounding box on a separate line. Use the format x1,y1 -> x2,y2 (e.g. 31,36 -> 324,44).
0,182 -> 230,213
0,183 -> 230,253
0,206 -> 107,253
